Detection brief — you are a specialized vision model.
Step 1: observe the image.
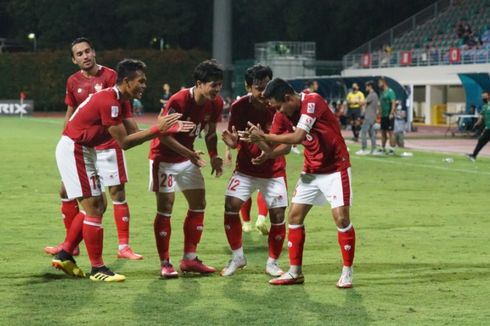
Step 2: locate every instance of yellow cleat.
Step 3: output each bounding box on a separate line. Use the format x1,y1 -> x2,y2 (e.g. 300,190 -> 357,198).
52,258 -> 85,278
89,271 -> 126,282
255,215 -> 269,236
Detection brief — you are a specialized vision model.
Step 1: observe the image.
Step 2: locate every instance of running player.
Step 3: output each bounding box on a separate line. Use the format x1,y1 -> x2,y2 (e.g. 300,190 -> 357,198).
52,59 -> 193,281
243,78 -> 356,287
220,65 -> 291,277
149,60 -> 224,278
44,37 -> 143,260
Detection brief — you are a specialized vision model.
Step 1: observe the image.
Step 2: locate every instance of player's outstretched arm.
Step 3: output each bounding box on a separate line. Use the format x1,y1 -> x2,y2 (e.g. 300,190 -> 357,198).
222,126 -> 239,149
206,122 -> 223,177
109,113 -> 185,150
245,121 -> 306,145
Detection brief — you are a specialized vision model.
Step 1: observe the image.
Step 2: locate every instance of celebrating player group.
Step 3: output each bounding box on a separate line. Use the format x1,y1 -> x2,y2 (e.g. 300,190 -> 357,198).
46,37 -> 356,287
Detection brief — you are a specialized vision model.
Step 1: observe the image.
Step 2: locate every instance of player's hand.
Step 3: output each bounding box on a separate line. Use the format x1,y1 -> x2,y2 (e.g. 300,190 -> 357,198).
189,150 -> 206,167
157,113 -> 182,132
251,151 -> 269,165
210,156 -> 223,177
163,120 -> 196,134
247,122 -> 266,143
222,126 -> 239,148
237,127 -> 251,142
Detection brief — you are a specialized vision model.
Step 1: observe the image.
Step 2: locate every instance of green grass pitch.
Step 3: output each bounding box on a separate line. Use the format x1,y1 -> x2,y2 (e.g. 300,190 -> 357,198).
1,117 -> 489,325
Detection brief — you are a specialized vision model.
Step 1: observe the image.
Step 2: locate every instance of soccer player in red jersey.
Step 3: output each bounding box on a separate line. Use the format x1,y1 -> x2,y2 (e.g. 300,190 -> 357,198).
44,38 -> 143,260
220,65 -> 291,277
149,60 -> 224,278
52,59 -> 193,281
244,78 -> 356,287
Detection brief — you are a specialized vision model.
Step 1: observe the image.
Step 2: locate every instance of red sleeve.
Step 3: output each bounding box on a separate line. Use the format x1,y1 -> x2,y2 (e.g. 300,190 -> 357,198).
270,112 -> 292,135
297,95 -> 323,132
227,103 -> 240,132
64,78 -> 76,107
122,100 -> 133,118
213,96 -> 224,123
107,70 -> 117,87
100,98 -> 123,127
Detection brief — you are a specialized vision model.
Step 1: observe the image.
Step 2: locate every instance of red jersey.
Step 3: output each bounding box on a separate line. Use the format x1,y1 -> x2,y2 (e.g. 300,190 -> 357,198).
149,87 -> 224,162
228,95 -> 286,178
273,93 -> 350,174
64,65 -> 130,150
63,87 -> 131,148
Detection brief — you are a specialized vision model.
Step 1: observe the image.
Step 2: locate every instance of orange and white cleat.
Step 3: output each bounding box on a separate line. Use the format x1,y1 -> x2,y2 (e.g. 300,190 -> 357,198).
117,247 -> 144,260
180,257 -> 216,274
336,266 -> 353,288
160,262 -> 179,279
44,244 -> 79,256
269,272 -> 304,285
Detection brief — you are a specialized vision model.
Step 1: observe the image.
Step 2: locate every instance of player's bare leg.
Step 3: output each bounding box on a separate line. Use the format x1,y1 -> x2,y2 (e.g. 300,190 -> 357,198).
154,191 -> 178,278
270,203 -> 311,285
44,182 -> 80,256
332,206 -> 356,288
222,196 -> 247,276
266,207 -> 286,277
109,184 -> 143,260
179,188 -> 215,274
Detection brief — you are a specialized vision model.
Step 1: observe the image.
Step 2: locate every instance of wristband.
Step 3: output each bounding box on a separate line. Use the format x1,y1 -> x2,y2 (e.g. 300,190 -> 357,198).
208,150 -> 218,159
149,125 -> 160,135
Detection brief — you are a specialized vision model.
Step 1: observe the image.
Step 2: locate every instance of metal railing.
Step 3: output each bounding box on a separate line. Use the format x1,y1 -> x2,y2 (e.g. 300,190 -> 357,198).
343,46 -> 490,69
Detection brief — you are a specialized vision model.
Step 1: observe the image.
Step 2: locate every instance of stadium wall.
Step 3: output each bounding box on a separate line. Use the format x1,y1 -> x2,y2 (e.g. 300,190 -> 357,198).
0,49 -> 208,112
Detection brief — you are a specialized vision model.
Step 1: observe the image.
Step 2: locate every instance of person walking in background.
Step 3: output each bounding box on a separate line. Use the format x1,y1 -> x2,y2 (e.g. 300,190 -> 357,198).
160,83 -> 172,106
466,91 -> 490,161
346,83 -> 365,142
356,81 -> 378,155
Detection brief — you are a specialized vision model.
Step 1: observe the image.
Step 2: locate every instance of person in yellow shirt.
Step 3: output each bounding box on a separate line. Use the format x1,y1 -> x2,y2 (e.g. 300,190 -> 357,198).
346,83 -> 365,141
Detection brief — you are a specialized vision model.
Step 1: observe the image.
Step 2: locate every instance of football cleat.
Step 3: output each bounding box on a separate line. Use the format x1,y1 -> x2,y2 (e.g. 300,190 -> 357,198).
160,262 -> 179,279
269,272 -> 304,285
44,244 -> 80,256
242,221 -> 253,233
265,261 -> 284,277
180,257 -> 216,274
221,256 -> 247,277
465,153 -> 476,162
255,216 -> 269,235
117,247 -> 144,260
89,267 -> 126,282
336,266 -> 353,288
52,256 -> 85,278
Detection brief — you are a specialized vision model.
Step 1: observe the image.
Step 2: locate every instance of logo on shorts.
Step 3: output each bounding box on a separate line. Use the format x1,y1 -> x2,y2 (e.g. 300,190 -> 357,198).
307,102 -> 315,113
111,106 -> 119,118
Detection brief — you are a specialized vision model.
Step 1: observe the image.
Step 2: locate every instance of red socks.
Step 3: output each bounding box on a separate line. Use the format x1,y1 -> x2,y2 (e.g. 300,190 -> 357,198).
240,198 -> 252,222
338,224 -> 356,267
183,209 -> 204,254
224,212 -> 242,250
113,201 -> 130,246
154,212 -> 171,261
62,212 -> 84,254
288,225 -> 305,266
83,216 -> 105,267
257,192 -> 268,217
268,222 -> 285,259
61,199 -> 79,234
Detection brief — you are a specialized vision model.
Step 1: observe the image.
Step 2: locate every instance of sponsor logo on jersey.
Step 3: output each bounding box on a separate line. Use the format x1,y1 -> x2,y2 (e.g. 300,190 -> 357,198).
307,102 -> 315,113
94,83 -> 103,92
111,106 -> 119,118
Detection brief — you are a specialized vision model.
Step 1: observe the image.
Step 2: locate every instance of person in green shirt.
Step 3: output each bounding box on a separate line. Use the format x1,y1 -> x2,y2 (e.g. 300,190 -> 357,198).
378,78 -> 396,154
466,91 -> 490,161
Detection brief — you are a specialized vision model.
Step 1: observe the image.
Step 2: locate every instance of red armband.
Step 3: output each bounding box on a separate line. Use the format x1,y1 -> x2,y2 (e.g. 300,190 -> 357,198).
208,150 -> 218,159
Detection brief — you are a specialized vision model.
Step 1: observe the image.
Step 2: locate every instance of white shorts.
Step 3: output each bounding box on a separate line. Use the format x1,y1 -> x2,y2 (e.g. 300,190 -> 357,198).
149,159 -> 205,193
225,172 -> 288,209
291,168 -> 352,208
56,136 -> 102,198
95,148 -> 128,187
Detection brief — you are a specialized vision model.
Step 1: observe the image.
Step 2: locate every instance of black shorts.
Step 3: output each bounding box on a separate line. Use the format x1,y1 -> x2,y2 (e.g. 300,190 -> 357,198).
381,117 -> 395,131
348,108 -> 362,121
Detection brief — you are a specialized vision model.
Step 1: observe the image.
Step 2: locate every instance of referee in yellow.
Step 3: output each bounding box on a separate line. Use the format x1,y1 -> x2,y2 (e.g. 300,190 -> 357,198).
346,83 -> 365,142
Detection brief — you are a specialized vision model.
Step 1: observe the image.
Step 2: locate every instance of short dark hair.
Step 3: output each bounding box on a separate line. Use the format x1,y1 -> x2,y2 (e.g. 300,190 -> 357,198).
482,90 -> 489,95
70,37 -> 93,57
193,59 -> 224,83
244,64 -> 273,87
263,78 -> 295,102
305,80 -> 316,88
365,80 -> 375,88
116,59 -> 147,84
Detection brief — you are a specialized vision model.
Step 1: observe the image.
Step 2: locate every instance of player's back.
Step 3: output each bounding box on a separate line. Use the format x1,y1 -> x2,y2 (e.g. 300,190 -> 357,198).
150,87 -> 223,163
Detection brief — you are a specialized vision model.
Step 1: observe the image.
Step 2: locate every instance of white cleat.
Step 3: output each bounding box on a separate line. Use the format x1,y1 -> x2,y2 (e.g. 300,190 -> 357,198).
336,266 -> 353,288
265,261 -> 284,277
220,256 -> 247,277
242,221 -> 253,233
355,149 -> 370,156
255,216 -> 269,235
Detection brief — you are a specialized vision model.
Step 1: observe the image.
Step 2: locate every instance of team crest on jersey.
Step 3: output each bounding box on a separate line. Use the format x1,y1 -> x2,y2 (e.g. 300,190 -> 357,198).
111,106 -> 119,118
94,83 -> 103,92
307,102 -> 316,113
77,88 -> 83,94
